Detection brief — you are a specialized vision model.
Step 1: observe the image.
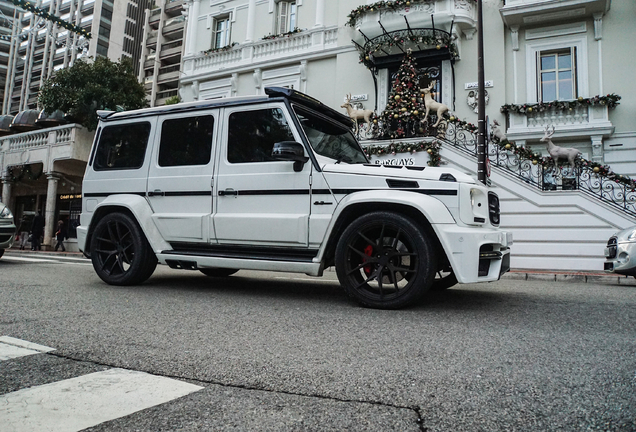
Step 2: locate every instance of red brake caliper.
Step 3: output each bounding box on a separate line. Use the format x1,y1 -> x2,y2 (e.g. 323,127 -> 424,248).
363,245 -> 374,275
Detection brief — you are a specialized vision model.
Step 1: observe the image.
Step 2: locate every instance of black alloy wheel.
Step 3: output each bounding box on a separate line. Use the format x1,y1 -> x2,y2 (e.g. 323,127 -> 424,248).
90,212 -> 157,285
335,211 -> 436,309
200,268 -> 239,277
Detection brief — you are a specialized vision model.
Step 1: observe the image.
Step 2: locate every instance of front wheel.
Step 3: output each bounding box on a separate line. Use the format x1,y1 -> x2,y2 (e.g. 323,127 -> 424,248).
335,211 -> 436,309
90,212 -> 157,285
431,270 -> 458,291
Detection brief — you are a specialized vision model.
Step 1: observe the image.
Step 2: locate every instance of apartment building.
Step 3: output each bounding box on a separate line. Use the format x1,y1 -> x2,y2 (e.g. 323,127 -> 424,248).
2,0 -> 151,115
138,0 -> 185,106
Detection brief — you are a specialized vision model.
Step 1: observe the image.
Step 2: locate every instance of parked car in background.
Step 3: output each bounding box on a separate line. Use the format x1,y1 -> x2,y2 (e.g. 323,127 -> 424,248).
604,226 -> 636,277
0,201 -> 16,259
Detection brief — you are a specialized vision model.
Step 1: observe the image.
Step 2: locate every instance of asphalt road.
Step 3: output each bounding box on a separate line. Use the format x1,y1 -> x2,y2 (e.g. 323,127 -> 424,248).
1,252 -> 635,431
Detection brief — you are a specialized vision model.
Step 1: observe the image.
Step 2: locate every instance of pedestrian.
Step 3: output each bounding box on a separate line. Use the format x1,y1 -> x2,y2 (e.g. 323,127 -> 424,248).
30,210 -> 44,251
18,216 -> 30,250
54,220 -> 66,252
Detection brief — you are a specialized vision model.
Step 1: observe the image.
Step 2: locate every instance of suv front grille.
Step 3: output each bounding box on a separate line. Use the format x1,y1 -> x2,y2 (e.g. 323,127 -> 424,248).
488,192 -> 500,226
606,236 -> 617,259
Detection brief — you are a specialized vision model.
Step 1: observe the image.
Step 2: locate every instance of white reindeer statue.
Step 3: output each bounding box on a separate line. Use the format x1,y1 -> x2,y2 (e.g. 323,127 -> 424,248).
340,94 -> 374,135
490,119 -> 507,143
540,125 -> 581,170
421,82 -> 449,128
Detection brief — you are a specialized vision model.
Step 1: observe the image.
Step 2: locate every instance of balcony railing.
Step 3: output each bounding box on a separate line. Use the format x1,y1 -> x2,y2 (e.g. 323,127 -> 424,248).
188,27 -> 338,76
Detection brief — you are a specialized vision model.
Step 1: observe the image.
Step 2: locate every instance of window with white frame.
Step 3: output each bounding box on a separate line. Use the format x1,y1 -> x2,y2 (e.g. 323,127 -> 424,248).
538,48 -> 577,102
213,16 -> 231,49
525,32 -> 588,104
276,1 -> 296,34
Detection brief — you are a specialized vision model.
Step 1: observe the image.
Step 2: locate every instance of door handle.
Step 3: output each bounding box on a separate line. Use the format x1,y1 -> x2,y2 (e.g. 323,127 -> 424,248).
219,189 -> 238,196
148,189 -> 165,197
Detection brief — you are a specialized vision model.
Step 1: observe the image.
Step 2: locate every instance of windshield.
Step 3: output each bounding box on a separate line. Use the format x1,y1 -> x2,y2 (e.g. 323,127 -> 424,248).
293,106 -> 368,164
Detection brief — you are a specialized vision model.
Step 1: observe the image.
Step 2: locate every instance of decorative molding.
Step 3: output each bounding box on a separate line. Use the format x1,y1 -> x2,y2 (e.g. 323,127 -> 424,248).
525,22 -> 586,40
510,25 -> 519,51
523,8 -> 586,24
593,12 -> 603,40
253,68 -> 262,90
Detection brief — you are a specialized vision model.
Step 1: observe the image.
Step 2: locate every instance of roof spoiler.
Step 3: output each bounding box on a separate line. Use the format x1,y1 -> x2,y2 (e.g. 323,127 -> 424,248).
96,110 -> 115,120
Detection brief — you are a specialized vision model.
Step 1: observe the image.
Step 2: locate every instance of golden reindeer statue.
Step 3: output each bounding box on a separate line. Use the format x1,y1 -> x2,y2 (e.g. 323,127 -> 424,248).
340,94 -> 374,135
421,82 -> 449,128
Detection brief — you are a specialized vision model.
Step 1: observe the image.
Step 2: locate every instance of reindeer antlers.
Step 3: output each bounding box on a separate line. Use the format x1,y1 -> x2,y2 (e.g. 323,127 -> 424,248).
543,125 -> 555,138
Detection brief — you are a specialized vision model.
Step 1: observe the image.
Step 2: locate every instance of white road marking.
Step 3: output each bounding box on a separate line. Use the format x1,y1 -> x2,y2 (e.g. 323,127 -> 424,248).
2,256 -> 92,265
0,336 -> 56,352
0,337 -> 54,361
0,368 -> 204,432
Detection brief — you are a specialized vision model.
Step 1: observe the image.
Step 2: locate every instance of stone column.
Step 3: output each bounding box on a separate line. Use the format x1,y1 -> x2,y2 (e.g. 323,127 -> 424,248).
185,0 -> 201,56
2,177 -> 12,207
314,0 -> 325,28
44,173 -> 59,249
245,0 -> 256,42
591,135 -> 603,164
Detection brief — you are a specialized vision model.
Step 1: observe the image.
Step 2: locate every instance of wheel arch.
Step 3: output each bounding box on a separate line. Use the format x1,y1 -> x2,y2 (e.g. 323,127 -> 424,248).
318,192 -> 454,271
84,194 -> 170,257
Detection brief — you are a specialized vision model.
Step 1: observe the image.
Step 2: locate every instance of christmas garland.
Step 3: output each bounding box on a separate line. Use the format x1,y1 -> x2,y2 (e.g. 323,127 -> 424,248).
500,94 -> 621,115
12,0 -> 91,38
202,42 -> 238,56
346,0 -> 474,27
262,28 -> 303,40
363,140 -> 441,167
494,138 -> 636,190
8,164 -> 44,182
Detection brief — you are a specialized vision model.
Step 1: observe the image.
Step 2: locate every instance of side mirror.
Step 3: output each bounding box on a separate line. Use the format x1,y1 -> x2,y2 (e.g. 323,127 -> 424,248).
272,141 -> 309,172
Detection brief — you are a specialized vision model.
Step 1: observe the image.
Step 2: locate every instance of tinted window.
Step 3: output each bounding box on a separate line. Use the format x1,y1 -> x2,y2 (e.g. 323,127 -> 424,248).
159,115 -> 214,167
94,122 -> 151,170
228,108 -> 294,163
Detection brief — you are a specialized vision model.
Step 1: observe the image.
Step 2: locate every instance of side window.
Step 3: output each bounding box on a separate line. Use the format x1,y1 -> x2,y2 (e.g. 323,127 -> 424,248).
158,115 -> 214,167
227,108 -> 294,163
94,122 -> 151,170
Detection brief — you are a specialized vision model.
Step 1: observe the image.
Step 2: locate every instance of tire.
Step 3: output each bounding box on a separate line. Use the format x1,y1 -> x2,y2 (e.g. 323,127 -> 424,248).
0,249 -> 4,259
200,268 -> 238,277
335,211 -> 437,309
431,270 -> 458,291
90,212 -> 157,286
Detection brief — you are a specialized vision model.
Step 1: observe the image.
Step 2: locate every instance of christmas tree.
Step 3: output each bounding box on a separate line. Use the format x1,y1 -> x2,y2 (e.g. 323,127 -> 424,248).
379,49 -> 427,139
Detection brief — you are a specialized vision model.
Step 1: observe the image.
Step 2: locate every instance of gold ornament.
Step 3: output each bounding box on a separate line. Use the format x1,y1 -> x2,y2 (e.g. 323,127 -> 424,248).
578,96 -> 584,101
532,160 -> 538,165
449,116 -> 455,121
401,107 -> 407,112
413,110 -> 419,115
436,45 -> 441,50
505,143 -> 511,150
373,119 -> 378,124
527,107 -> 532,112
365,56 -> 369,60
394,114 -> 399,119
406,1 -> 410,5
394,95 -> 401,100
593,167 -> 600,173
427,149 -> 432,154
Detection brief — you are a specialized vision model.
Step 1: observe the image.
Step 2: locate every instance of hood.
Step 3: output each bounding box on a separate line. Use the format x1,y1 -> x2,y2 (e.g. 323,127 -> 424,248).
321,163 -> 477,184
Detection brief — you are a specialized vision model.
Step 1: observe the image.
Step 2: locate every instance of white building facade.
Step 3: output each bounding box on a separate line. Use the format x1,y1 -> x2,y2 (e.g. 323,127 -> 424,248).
173,0 -> 636,272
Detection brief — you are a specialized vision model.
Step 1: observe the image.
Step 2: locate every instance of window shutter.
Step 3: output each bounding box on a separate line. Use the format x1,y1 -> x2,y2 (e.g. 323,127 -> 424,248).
536,50 -> 541,102
572,46 -> 578,98
278,2 -> 288,34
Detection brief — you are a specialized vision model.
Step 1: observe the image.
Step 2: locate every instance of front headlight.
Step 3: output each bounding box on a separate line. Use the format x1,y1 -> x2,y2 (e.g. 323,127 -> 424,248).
0,205 -> 12,219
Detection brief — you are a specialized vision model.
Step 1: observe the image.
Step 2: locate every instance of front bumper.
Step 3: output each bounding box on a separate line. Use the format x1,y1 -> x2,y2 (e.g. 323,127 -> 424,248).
604,240 -> 636,276
0,225 -> 17,249
434,225 -> 512,284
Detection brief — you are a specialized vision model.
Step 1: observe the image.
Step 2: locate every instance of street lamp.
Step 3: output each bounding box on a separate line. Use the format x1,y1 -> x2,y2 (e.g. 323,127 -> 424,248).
477,0 -> 486,185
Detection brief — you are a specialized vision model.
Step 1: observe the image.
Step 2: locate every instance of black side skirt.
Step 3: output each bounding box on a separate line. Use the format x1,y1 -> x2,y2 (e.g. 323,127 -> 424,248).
162,243 -> 319,263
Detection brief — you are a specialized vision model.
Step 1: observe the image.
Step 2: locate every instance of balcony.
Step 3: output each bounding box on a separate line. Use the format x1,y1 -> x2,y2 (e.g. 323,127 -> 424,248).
162,15 -> 184,39
165,0 -> 184,16
157,65 -> 180,84
160,41 -> 183,59
500,0 -> 611,27
187,26 -> 338,77
149,8 -> 161,25
0,124 -> 95,171
505,104 -> 614,141
349,0 -> 476,46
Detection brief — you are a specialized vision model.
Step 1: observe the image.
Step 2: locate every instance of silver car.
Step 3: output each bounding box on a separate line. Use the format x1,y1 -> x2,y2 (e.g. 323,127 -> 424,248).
604,226 -> 636,277
0,201 -> 16,259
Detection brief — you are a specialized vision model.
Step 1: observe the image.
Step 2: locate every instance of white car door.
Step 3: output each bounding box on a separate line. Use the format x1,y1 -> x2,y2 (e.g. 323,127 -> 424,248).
146,111 -> 218,244
213,104 -> 311,247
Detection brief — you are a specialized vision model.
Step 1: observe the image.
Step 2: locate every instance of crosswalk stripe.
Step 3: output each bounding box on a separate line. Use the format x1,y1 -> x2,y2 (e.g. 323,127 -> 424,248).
1,368 -> 204,432
0,337 -> 55,361
1,256 -> 59,263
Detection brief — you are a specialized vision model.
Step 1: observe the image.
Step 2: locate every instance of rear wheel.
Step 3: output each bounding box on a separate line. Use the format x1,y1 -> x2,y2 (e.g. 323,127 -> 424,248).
90,212 -> 157,285
335,211 -> 436,309
200,268 -> 238,277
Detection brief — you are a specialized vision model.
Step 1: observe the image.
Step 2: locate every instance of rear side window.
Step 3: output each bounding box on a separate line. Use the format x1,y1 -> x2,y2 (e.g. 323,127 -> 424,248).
159,115 -> 214,167
227,108 -> 294,163
93,122 -> 151,170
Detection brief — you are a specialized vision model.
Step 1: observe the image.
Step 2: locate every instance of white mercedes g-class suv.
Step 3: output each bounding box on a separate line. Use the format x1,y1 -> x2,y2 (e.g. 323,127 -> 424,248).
78,87 -> 511,309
